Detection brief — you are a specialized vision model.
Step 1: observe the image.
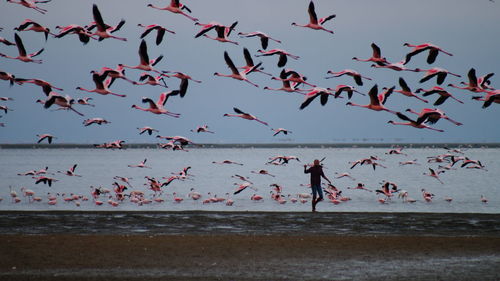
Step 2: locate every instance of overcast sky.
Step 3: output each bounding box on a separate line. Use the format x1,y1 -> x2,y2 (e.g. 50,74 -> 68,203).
0,0 -> 499,144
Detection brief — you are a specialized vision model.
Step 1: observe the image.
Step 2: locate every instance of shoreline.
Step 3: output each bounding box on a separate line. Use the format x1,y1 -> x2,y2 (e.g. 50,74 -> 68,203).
2,234 -> 499,281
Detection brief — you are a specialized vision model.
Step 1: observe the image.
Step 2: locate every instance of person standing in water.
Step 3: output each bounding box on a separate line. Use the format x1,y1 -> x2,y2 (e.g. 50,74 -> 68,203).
304,159 -> 332,212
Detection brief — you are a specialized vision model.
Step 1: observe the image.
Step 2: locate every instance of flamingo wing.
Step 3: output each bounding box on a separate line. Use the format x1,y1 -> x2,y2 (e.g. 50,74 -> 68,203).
307,1 -> 318,25
138,40 -> 150,66
467,68 -> 478,87
243,47 -> 254,66
371,43 -> 382,58
368,84 -> 381,106
14,33 -> 27,57
223,51 -> 239,74
92,4 -> 107,32
398,77 -> 411,92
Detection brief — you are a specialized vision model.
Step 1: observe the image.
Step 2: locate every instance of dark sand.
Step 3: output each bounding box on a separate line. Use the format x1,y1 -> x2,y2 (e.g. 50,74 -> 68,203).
1,235 -> 499,281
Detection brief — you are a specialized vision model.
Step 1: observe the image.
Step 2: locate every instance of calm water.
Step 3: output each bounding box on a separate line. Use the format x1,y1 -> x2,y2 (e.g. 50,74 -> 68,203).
0,147 -> 498,213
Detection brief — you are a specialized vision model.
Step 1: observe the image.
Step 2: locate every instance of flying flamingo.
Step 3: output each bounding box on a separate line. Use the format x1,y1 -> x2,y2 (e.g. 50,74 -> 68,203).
299,87 -> 334,110
191,125 -> 214,134
57,164 -> 82,177
271,128 -> 292,136
119,40 -> 164,73
0,71 -> 17,86
162,71 -> 201,98
197,21 -> 239,45
93,65 -> 136,86
255,49 -> 300,68
391,77 -> 428,103
233,182 -> 253,195
37,134 -> 56,144
147,0 -> 198,22
238,47 -> 272,76
423,168 -> 444,184
335,172 -> 356,181
83,118 -> 110,126
223,107 -> 268,126
0,33 -> 43,63
0,36 -> 16,46
272,69 -> 316,88
77,73 -> 126,98
131,91 -> 181,117
41,93 -> 84,116
388,112 -> 444,132
33,175 -> 58,187
135,72 -> 168,88
90,4 -> 127,41
352,43 -> 388,66
54,24 -> 97,44
13,78 -> 63,91
212,160 -> 243,165
137,126 -> 159,135
403,42 -> 453,65
370,60 -> 420,72
0,105 -> 13,114
264,70 -> 305,93
214,51 -> 262,87
138,23 -> 175,45
291,1 -> 336,34
472,90 -> 500,108
416,86 -> 463,106
326,69 -> 372,86
157,135 -> 194,146
448,68 -> 487,93
128,158 -> 152,169
77,97 -> 95,107
6,0 -> 51,14
15,19 -> 54,41
346,84 -> 397,114
418,67 -> 461,85
238,31 -> 281,50
332,84 -> 364,99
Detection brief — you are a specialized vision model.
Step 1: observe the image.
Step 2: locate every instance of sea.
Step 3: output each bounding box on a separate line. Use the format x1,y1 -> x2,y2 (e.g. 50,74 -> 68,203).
0,145 -> 499,236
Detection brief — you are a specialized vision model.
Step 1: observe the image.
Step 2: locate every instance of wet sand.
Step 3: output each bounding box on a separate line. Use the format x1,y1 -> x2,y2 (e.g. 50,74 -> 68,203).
1,234 -> 499,281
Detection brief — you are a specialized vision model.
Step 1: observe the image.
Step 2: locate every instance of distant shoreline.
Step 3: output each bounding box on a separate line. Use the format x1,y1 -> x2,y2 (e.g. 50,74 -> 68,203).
0,142 -> 499,149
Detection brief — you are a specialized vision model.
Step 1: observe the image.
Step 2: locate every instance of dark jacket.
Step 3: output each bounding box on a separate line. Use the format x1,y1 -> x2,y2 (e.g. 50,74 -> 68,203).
304,165 -> 325,186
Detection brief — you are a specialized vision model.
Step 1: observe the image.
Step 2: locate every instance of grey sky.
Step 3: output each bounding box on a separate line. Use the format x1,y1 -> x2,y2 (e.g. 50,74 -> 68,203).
0,0 -> 499,144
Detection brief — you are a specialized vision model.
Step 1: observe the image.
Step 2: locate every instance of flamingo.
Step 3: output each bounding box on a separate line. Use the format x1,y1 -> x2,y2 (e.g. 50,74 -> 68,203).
77,97 -> 95,107
0,33 -> 43,63
0,105 -> 13,114
352,43 -> 388,66
346,84 -> 397,114
405,108 -> 462,126
291,1 -> 335,34
1,71 -> 18,86
268,155 -> 300,164
448,68 -> 487,93
138,23 -> 175,45
57,164 -> 82,177
472,90 -> 500,108
14,19 -> 54,41
83,118 -> 110,126
418,67 -> 461,85
54,24 -> 97,44
403,42 -> 453,65
348,183 -> 373,192
385,147 -> 407,156
191,125 -> 214,134
238,47 -> 272,76
299,87 -> 334,110
255,49 -> 299,68
197,21 -> 239,45
37,134 -> 56,144
90,4 -> 127,41
137,126 -> 159,135
119,40 -> 163,73
132,92 -> 180,117
388,112 -> 444,132
156,135 -> 194,146
187,188 -> 202,200
332,84 -> 364,99
6,0 -> 51,14
238,31 -> 281,50
14,78 -> 63,91
162,71 -> 201,98
214,51 -> 261,87
415,86 -> 463,106
271,128 -> 292,136
232,174 -> 253,184
135,72 -> 168,88
251,194 -> 263,201
0,37 -> 16,46
272,69 -> 316,88
233,182 -> 252,195
212,160 -> 243,165
223,107 -> 268,126
326,69 -> 372,86
251,170 -> 275,177
77,73 -> 126,98
147,0 -> 198,22
86,17 -> 126,38
395,77 -> 429,103
33,175 -> 58,187
128,158 -> 151,169
371,60 -> 420,72
335,172 -> 356,181
93,65 -> 136,86
423,168 -> 444,184
264,70 -> 305,93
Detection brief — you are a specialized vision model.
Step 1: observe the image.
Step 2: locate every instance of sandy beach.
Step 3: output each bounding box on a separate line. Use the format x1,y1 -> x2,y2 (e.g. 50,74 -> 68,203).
1,234 -> 499,280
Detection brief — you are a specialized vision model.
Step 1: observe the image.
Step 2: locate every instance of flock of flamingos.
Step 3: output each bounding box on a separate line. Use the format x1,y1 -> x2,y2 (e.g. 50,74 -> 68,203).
0,0 -> 496,209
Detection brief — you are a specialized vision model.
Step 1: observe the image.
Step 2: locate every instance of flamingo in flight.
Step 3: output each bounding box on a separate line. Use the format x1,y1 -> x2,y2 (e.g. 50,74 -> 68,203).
6,0 -> 51,14
394,77 -> 429,103
238,31 -> 281,50
0,36 -> 16,46
0,105 -> 13,114
93,65 -> 136,86
161,71 -> 201,98
388,112 -> 444,132
54,24 -> 97,45
448,68 -> 489,93
138,23 -> 175,45
214,51 -> 261,87
128,159 -> 152,169
119,40 -> 164,74
326,69 -> 372,86
403,42 -> 453,65
135,72 -> 168,88
406,108 -> 462,126
239,47 -> 272,76
14,78 -> 63,91
57,164 -> 82,177
90,4 -> 127,41
423,168 -> 445,184
131,91 -> 181,117
418,67 -> 461,85
271,128 -> 292,136
0,71 -> 18,86
472,90 -> 500,108
332,84 -> 364,99
196,21 -> 239,45
256,49 -> 299,68
83,118 -> 110,126
15,19 -> 54,41
292,1 -> 336,34
371,60 -> 420,72
416,86 -> 463,106
299,87 -> 334,110
223,107 -> 269,126
352,43 -> 388,66
77,97 -> 95,107
41,92 -> 84,116
264,69 -> 306,93
77,73 -> 126,98
346,84 -> 397,114
138,126 -> 159,135
0,33 -> 43,63
147,0 -> 198,22
191,125 -> 214,134
37,134 -> 56,144
272,69 -> 316,88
